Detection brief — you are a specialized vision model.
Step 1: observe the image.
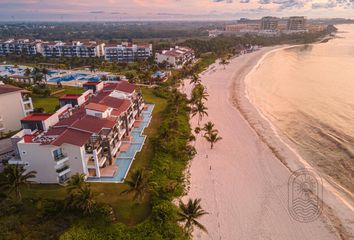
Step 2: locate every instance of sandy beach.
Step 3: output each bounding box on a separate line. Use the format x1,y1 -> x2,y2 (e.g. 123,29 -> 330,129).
182,47 -> 354,240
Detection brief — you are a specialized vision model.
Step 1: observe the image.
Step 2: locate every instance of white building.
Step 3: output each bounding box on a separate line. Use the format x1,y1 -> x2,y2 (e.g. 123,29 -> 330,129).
104,42 -> 152,62
41,41 -> 105,58
155,46 -> 195,69
0,39 -> 41,56
0,83 -> 33,134
10,81 -> 145,184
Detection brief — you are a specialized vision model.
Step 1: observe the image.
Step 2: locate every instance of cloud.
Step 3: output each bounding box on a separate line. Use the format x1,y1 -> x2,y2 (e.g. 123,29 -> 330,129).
242,6 -> 270,12
276,0 -> 306,9
212,0 -> 233,2
258,0 -> 306,9
311,0 -> 353,9
89,11 -> 104,14
259,0 -> 271,3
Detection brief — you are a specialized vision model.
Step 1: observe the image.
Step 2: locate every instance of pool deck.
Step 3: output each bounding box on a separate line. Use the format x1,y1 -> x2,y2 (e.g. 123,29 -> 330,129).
87,104 -> 154,183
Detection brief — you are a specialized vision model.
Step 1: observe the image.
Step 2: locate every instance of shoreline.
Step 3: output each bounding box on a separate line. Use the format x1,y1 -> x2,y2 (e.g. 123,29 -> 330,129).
232,45 -> 354,237
240,44 -> 354,201
183,45 -> 354,239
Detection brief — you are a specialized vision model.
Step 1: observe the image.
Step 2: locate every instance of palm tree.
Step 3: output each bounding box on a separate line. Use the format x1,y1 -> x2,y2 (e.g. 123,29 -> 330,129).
191,84 -> 208,105
121,169 -> 152,203
24,68 -> 31,76
33,73 -> 43,84
190,74 -> 201,85
71,184 -> 96,215
220,58 -> 229,69
66,173 -> 86,194
204,132 -> 222,149
194,127 -> 201,135
0,164 -> 37,201
170,89 -> 183,114
41,68 -> 48,82
178,198 -> 208,235
191,101 -> 208,125
89,65 -> 96,73
202,121 -> 218,137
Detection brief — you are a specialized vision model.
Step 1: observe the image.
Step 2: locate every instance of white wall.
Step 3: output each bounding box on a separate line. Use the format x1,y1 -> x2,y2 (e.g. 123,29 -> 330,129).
0,91 -> 25,132
77,90 -> 92,106
17,142 -> 59,183
61,143 -> 86,177
155,53 -> 176,67
17,141 -> 86,183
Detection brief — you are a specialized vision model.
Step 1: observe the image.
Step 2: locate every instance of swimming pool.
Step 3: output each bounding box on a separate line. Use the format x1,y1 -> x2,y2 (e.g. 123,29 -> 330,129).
78,76 -> 101,82
48,73 -> 89,82
0,65 -> 28,76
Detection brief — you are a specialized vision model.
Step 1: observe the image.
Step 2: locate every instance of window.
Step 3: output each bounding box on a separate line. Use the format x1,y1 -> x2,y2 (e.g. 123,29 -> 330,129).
53,148 -> 63,160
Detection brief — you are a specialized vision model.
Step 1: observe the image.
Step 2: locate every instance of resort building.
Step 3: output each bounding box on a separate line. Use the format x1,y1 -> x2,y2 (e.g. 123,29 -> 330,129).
104,42 -> 153,62
0,82 -> 33,134
83,81 -> 104,93
0,39 -> 41,56
59,90 -> 92,108
287,16 -> 307,32
224,24 -> 259,34
10,81 -> 151,184
260,16 -> 279,32
155,46 -> 195,69
10,75 -> 35,84
41,41 -> 105,58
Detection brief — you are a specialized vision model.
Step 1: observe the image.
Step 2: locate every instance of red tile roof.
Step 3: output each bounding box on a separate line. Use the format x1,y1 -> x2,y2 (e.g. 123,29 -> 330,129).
0,84 -> 27,95
43,127 -> 67,136
59,94 -> 81,100
71,115 -> 115,133
103,81 -> 135,94
83,81 -> 100,86
110,99 -> 131,116
21,113 -> 52,121
85,102 -> 109,112
25,80 -> 139,147
52,128 -> 92,147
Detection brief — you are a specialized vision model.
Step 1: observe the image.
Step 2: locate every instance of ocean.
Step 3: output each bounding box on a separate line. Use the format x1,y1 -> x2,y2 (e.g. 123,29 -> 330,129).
246,24 -> 354,193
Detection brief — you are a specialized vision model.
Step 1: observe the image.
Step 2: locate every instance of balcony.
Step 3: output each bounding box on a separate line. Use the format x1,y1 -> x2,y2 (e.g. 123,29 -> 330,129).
56,165 -> 71,176
133,109 -> 138,118
54,154 -> 69,165
21,96 -> 33,115
98,156 -> 107,167
85,139 -> 102,154
119,128 -> 126,140
128,119 -> 135,129
87,156 -> 96,169
111,141 -> 122,156
139,102 -> 145,111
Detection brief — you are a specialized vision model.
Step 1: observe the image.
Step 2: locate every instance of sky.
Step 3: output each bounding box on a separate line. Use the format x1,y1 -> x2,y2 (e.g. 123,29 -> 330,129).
0,0 -> 353,21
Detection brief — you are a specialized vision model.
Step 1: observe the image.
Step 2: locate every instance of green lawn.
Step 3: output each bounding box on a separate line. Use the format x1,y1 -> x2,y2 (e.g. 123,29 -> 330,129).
32,86 -> 84,113
22,87 -> 167,226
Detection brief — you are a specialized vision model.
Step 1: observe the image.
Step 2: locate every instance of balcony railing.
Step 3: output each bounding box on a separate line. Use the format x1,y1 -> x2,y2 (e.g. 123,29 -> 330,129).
85,140 -> 102,154
56,165 -> 70,174
87,157 -> 95,167
54,154 -> 68,162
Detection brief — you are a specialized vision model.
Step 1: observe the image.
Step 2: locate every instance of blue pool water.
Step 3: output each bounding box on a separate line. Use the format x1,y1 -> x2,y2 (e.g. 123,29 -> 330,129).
87,104 -> 154,183
48,73 -> 89,82
79,76 -> 101,82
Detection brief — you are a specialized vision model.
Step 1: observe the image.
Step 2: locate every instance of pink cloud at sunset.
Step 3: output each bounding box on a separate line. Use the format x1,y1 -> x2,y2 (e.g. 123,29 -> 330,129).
0,0 -> 353,21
